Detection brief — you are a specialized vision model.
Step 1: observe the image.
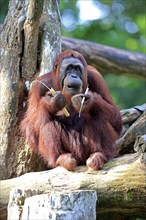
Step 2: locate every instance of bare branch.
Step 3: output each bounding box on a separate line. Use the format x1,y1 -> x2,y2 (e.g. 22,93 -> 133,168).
62,37 -> 146,80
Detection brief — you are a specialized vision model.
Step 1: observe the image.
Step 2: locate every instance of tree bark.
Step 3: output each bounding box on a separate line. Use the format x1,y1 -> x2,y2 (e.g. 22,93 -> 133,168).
39,0 -> 61,76
0,153 -> 146,219
0,0 -> 61,180
120,106 -> 143,125
23,0 -> 44,80
7,190 -> 97,220
62,36 -> 146,80
116,113 -> 146,154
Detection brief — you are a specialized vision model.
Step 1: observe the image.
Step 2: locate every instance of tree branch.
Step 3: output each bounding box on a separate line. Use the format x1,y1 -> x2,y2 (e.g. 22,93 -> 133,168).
116,113 -> 146,154
0,153 -> 146,219
62,37 -> 146,80
23,0 -> 44,79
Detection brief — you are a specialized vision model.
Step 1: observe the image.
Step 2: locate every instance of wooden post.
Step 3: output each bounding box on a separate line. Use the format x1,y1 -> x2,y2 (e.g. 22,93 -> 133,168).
7,188 -> 41,220
7,190 -> 97,220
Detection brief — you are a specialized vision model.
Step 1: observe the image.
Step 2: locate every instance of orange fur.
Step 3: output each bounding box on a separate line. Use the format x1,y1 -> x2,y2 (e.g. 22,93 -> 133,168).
21,50 -> 122,171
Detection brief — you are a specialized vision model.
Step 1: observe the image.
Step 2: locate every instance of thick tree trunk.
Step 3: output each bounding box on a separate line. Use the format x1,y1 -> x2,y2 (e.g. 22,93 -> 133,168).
0,0 -> 61,180
62,36 -> 146,80
0,153 -> 146,220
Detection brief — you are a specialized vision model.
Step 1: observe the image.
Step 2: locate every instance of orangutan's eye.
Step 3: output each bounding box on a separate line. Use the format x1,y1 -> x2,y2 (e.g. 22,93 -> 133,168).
55,63 -> 58,69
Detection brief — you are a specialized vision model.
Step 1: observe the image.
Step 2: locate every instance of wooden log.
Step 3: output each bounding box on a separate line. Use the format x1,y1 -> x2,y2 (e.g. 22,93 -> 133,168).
120,108 -> 142,125
116,113 -> 146,154
62,37 -> 146,80
0,153 -> 146,219
134,135 -> 146,164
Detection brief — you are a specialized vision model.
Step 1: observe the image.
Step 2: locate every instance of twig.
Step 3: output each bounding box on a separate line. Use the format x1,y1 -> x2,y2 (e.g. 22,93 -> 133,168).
79,87 -> 89,117
34,80 -> 70,117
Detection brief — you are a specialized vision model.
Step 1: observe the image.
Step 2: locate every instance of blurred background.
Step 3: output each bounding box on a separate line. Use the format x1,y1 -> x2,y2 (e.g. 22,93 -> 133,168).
1,0 -> 146,109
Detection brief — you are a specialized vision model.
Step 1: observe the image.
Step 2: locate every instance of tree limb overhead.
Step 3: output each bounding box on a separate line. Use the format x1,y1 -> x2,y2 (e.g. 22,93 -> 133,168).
62,37 -> 146,80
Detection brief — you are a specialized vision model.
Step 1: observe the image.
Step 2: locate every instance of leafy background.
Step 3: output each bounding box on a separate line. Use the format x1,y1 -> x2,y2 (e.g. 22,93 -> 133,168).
1,0 -> 146,109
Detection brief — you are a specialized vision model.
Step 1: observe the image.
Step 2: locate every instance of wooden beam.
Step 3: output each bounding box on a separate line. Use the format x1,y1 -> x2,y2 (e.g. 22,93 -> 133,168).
0,153 -> 146,219
62,37 -> 146,80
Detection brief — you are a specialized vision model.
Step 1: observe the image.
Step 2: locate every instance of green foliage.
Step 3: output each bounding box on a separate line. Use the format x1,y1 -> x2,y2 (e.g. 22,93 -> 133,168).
104,74 -> 145,109
60,0 -> 146,53
0,0 -> 9,24
60,0 -> 146,109
1,0 -> 146,109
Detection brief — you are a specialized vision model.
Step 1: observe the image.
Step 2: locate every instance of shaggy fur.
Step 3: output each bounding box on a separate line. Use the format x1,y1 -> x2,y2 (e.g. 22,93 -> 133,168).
21,50 -> 122,171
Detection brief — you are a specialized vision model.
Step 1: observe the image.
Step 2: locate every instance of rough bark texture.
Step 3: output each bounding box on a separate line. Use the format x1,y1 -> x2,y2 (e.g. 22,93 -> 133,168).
62,37 -> 146,80
120,107 -> 143,125
0,153 -> 146,220
19,191 -> 97,220
0,0 -> 28,180
134,135 -> 146,153
116,112 -> 146,154
23,0 -> 44,80
39,0 -> 61,75
0,0 -> 61,180
7,188 -> 40,220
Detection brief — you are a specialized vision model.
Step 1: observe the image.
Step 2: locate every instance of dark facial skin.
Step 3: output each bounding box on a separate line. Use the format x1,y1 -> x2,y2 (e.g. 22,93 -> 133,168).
60,58 -> 84,96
